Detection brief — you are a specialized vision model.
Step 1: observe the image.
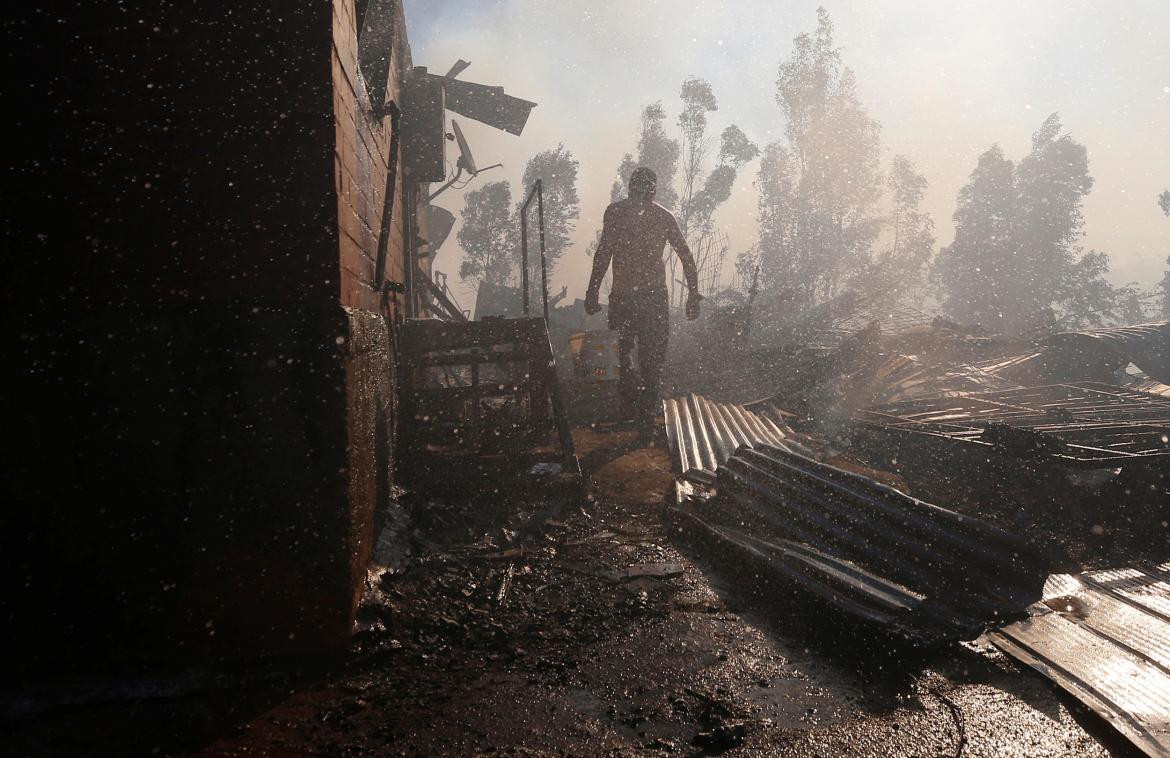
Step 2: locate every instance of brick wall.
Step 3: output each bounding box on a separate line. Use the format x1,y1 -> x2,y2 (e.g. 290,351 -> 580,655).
331,0 -> 417,628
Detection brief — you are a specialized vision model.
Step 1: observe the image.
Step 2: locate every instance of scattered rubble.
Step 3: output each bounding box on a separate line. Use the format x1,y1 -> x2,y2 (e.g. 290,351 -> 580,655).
660,301 -> 1169,755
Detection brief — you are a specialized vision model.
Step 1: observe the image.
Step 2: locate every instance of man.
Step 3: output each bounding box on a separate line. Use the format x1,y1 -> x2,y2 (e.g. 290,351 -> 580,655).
585,167 -> 702,440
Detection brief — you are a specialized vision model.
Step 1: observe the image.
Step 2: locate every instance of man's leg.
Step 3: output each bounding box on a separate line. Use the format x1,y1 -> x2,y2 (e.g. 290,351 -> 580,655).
616,328 -> 638,421
635,301 -> 670,437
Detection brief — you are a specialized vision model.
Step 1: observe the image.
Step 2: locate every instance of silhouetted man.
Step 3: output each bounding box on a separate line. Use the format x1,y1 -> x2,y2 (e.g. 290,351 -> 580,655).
585,167 -> 701,439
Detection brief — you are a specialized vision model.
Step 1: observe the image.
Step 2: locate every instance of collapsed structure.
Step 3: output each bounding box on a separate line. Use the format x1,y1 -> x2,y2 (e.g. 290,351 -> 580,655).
663,294 -> 1169,752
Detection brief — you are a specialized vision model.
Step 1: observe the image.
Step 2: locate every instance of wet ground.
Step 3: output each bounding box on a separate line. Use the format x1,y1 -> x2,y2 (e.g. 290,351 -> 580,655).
6,426 -> 1142,756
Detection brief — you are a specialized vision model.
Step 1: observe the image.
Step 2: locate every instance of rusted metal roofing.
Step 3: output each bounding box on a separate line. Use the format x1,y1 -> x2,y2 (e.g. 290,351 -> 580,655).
662,394 -> 795,482
672,444 -> 1047,643
989,564 -> 1170,757
861,381 -> 1170,469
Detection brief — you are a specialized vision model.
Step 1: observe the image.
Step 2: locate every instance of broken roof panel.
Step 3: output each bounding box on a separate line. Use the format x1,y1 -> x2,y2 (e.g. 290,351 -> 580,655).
671,444 -> 1047,643
1129,376 -> 1170,399
1046,321 -> 1170,384
861,381 -> 1170,469
989,565 -> 1170,757
438,76 -> 537,136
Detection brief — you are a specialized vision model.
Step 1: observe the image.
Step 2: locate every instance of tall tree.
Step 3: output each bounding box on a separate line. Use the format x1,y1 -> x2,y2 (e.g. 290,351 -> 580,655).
1160,255 -> 1170,319
1117,283 -> 1148,325
457,181 -> 515,290
933,146 -> 1018,328
1056,250 -> 1126,328
609,103 -> 680,208
519,144 -> 579,284
677,76 -> 719,237
685,125 -> 760,239
604,87 -> 757,301
756,7 -> 884,312
1012,113 -> 1094,329
854,155 -> 935,298
935,115 -> 1124,333
672,81 -> 758,302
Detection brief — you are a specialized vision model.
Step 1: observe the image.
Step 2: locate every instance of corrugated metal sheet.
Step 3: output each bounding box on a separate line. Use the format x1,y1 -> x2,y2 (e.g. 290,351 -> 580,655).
1129,376 -> 1170,399
662,394 -> 794,481
1047,321 -> 1170,384
672,444 -> 1047,643
989,564 -> 1170,757
861,381 -> 1170,469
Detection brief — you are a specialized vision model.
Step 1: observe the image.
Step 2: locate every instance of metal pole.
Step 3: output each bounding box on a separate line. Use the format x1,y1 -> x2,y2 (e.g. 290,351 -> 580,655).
535,180 -> 549,322
403,183 -> 416,319
374,104 -> 401,293
520,181 -> 545,319
521,193 -> 529,317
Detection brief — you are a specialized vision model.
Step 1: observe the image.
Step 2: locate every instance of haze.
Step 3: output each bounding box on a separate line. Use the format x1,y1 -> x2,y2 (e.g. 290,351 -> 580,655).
405,0 -> 1170,310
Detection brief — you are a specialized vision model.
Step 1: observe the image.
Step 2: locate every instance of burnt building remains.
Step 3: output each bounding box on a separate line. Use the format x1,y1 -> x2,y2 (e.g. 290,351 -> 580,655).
1,0 -> 533,669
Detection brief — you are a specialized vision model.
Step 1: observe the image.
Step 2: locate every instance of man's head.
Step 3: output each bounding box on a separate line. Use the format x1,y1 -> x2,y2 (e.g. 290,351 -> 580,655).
629,167 -> 657,203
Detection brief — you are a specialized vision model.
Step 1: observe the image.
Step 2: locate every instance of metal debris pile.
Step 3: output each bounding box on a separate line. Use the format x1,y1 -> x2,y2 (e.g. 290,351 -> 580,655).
662,300 -> 1169,752
861,381 -> 1170,470
668,443 -> 1047,644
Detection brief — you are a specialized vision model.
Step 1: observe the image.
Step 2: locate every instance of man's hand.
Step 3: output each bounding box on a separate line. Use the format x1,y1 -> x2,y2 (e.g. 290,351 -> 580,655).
686,290 -> 703,320
584,288 -> 601,315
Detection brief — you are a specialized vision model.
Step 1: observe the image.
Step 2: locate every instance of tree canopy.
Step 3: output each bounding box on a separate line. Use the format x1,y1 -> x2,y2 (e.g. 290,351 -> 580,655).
520,144 -> 580,285
934,114 -> 1128,333
458,146 -> 580,291
755,8 -> 918,315
457,180 -> 515,290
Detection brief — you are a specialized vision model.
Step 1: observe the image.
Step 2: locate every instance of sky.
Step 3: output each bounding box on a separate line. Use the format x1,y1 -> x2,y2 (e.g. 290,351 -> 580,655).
402,0 -> 1170,312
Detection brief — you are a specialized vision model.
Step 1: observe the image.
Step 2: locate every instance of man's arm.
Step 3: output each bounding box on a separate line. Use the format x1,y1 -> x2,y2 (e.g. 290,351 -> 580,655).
665,212 -> 699,295
585,205 -> 617,305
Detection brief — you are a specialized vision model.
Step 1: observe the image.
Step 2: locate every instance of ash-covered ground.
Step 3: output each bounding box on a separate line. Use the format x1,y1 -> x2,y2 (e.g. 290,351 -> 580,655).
7,427 -> 1141,757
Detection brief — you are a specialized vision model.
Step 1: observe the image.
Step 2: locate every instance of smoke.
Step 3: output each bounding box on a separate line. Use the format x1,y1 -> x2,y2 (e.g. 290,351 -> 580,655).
405,0 -> 1170,309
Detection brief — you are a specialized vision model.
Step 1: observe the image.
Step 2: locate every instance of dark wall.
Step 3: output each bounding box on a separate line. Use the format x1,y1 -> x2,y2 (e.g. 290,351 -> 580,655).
1,3 -> 395,671
5,3 -> 338,310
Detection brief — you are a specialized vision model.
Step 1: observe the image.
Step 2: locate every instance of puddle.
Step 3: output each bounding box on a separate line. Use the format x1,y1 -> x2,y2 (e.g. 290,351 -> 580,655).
1043,594 -> 1091,620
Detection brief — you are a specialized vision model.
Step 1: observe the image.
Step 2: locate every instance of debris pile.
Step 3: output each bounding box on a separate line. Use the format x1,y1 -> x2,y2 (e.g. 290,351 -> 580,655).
860,381 -> 1170,470
662,298 -> 1169,754
668,444 -> 1047,644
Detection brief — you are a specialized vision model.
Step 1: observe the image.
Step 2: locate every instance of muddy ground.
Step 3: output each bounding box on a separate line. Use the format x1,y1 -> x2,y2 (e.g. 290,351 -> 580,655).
5,426 -> 1144,756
